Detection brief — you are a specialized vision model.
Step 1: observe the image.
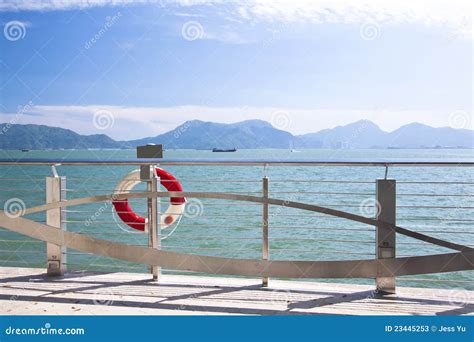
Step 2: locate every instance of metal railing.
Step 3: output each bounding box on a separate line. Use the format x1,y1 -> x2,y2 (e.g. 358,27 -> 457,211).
0,155 -> 473,294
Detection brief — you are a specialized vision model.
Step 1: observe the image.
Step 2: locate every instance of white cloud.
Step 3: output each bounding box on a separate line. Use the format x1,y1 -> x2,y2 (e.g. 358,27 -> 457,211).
203,30 -> 253,44
1,0 -> 471,38
0,0 -> 134,12
2,1 -> 471,43
241,0 -> 471,23
238,0 -> 472,39
1,104 -> 470,140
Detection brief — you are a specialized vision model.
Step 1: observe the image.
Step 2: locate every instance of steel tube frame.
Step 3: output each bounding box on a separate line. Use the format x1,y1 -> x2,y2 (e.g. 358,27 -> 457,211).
141,164 -> 161,281
1,158 -> 473,167
376,179 -> 396,293
262,176 -> 269,287
46,176 -> 67,276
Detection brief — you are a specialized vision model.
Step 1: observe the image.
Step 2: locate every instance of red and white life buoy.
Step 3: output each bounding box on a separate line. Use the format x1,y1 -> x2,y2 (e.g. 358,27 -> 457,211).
112,167 -> 186,231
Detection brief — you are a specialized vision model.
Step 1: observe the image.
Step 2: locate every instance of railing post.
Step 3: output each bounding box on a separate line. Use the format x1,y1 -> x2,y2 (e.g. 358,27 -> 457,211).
46,175 -> 67,276
147,167 -> 161,281
376,179 -> 396,294
137,144 -> 163,281
262,176 -> 269,287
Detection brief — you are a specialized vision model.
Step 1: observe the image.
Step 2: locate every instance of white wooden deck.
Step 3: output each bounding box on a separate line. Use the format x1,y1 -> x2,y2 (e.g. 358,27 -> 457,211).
0,267 -> 471,315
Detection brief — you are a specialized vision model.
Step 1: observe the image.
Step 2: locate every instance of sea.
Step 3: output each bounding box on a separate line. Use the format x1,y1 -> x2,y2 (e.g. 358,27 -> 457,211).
0,148 -> 473,290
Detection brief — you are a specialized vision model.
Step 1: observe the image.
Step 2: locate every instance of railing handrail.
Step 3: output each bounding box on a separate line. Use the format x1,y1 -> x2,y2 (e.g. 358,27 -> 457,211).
1,157 -> 474,166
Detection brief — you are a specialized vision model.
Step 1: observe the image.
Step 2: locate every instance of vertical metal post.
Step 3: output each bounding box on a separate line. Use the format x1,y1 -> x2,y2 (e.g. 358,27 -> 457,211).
262,176 -> 269,287
46,176 -> 67,276
137,144 -> 163,281
147,166 -> 161,281
376,179 -> 396,294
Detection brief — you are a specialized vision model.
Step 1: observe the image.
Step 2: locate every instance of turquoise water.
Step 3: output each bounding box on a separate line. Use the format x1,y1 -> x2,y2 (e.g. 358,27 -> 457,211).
0,149 -> 473,289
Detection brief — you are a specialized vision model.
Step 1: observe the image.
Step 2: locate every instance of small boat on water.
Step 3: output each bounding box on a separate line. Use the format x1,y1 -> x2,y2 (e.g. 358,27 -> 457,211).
289,141 -> 300,153
21,149 -> 29,152
212,148 -> 237,152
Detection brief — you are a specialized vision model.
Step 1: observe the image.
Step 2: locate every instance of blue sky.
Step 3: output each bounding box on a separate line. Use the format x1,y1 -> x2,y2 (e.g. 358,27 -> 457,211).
0,0 -> 472,139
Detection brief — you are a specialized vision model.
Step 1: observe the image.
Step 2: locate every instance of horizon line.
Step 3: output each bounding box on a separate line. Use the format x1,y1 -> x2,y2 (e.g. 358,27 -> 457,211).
2,117 -> 473,142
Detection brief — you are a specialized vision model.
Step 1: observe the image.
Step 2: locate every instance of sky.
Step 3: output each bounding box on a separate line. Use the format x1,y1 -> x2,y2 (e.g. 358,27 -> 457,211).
0,0 -> 472,140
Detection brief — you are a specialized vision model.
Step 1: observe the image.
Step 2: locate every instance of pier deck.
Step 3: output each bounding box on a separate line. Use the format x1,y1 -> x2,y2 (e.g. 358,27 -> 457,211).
0,267 -> 471,315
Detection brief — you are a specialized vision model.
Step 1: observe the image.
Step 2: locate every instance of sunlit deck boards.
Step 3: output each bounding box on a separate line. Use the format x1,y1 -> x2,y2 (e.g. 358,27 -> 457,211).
0,267 -> 471,316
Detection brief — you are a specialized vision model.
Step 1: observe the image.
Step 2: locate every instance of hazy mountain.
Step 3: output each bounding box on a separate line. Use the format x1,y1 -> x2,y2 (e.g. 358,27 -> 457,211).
127,119 -> 294,149
295,120 -> 473,149
0,123 -> 122,150
1,120 -> 472,150
296,120 -> 388,148
386,123 -> 474,148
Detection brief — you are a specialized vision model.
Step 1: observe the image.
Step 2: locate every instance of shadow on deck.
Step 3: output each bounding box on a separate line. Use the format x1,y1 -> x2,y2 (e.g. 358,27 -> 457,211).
0,267 -> 472,316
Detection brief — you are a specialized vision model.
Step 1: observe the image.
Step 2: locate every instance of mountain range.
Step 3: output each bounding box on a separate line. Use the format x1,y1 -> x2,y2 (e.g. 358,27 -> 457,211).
126,119 -> 474,149
0,124 -> 119,150
1,119 -> 473,150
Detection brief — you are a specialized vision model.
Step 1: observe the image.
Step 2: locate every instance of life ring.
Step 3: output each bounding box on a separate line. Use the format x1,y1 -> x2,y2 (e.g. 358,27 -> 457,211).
112,168 -> 186,231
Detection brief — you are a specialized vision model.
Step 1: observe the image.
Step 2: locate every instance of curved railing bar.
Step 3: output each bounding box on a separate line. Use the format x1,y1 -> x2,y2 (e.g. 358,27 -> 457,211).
0,213 -> 472,278
21,191 -> 472,252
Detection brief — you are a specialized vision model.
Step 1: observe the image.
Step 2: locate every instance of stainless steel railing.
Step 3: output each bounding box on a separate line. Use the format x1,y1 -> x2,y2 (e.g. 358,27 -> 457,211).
0,157 -> 473,292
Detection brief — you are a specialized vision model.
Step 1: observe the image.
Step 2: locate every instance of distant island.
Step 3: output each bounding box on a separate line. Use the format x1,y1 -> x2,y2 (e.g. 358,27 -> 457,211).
1,119 -> 473,150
